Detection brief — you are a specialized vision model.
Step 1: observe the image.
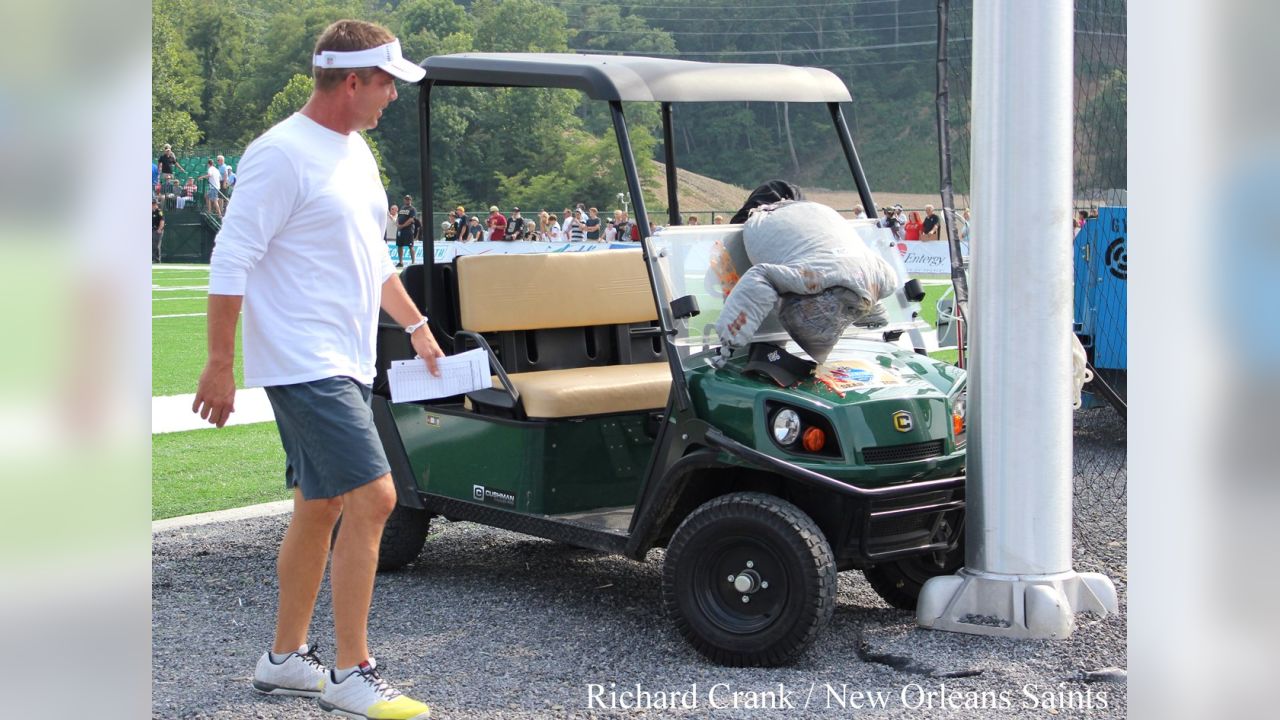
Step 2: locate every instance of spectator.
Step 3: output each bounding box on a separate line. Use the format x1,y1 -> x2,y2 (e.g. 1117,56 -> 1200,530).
152,199 -> 165,263
198,159 -> 222,216
584,207 -> 601,240
450,205 -> 467,240
686,214 -> 700,226
157,143 -> 184,188
853,204 -> 866,219
879,206 -> 903,241
396,195 -> 417,266
441,221 -> 455,241
508,207 -> 526,240
488,205 -> 508,241
609,209 -> 637,241
176,178 -> 195,209
539,210 -> 561,241
567,208 -> 587,242
713,215 -> 726,225
958,207 -> 972,244
384,203 -> 399,254
216,154 -> 231,213
922,204 -> 941,240
468,215 -> 483,241
904,211 -> 922,241
152,162 -> 160,196
1076,209 -> 1089,234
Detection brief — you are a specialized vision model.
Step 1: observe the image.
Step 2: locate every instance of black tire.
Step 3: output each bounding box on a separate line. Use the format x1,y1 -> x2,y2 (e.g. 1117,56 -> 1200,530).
662,492 -> 836,667
863,539 -> 964,611
376,505 -> 432,572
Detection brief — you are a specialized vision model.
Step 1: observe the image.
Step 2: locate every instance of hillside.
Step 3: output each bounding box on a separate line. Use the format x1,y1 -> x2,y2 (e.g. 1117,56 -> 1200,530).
656,161 -> 948,219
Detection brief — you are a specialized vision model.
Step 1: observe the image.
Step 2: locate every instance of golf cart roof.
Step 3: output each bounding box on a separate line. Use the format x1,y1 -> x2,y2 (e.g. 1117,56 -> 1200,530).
420,53 -> 853,103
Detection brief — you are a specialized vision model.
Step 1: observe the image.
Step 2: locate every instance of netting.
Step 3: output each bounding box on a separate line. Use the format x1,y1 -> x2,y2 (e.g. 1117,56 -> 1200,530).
938,0 -> 1128,561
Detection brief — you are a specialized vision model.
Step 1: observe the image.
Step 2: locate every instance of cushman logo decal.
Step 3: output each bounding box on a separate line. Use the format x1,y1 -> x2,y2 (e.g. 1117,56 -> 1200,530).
472,484 -> 516,507
892,410 -> 914,432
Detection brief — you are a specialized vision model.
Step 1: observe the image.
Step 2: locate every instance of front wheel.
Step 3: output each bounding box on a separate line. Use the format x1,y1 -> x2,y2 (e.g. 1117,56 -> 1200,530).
662,492 -> 836,667
862,539 -> 964,611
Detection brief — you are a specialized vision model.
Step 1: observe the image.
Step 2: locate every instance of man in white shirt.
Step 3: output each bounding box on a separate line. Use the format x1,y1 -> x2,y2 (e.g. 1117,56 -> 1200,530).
199,159 -> 221,216
192,20 -> 439,720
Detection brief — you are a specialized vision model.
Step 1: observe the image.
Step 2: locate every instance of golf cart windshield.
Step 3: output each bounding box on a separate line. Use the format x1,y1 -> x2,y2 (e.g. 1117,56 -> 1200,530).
647,221 -> 925,369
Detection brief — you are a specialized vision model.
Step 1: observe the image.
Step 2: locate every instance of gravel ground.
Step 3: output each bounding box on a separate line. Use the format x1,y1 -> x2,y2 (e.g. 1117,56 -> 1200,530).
153,412 -> 1127,719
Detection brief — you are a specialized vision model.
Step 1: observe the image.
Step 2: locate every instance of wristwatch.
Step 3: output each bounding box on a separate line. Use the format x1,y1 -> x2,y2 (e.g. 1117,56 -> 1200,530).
404,317 -> 429,335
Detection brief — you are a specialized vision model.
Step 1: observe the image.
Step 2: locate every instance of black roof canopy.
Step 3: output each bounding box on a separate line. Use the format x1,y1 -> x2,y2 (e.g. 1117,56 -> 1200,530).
420,53 -> 852,103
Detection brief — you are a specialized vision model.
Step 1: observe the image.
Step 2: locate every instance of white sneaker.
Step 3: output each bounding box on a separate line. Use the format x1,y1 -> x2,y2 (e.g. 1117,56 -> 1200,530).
318,658 -> 431,719
252,643 -> 327,697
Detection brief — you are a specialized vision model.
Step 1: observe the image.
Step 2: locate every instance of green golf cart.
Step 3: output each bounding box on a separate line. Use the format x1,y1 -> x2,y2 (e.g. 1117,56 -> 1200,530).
371,53 -> 966,667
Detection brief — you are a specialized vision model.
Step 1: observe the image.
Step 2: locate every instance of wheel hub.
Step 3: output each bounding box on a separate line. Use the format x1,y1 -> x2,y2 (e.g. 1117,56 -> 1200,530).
732,568 -> 763,594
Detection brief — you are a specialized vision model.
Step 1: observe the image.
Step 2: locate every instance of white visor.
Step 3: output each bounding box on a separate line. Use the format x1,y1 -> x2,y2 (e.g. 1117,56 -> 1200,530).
312,39 -> 425,83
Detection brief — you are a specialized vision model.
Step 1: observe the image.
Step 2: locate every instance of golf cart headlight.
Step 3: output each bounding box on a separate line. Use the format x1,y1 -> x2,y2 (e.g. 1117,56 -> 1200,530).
771,408 -> 801,446
951,390 -> 967,438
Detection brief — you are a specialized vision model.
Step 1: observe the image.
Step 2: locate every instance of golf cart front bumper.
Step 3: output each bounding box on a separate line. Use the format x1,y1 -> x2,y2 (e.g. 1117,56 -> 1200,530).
703,428 -> 965,565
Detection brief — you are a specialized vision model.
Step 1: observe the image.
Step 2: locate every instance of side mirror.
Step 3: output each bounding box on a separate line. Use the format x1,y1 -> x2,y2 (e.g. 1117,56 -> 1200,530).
670,295 -> 700,320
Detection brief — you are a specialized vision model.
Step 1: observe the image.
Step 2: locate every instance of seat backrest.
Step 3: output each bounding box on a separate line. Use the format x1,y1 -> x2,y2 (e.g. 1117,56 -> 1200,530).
457,250 -> 657,332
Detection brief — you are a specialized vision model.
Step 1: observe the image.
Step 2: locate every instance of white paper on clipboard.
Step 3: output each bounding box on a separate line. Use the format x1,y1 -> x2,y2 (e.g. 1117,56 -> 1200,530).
388,348 -> 490,402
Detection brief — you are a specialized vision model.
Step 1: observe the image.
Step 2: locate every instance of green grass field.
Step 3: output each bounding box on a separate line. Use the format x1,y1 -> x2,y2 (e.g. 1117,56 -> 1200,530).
152,266 -> 246,396
152,421 -> 290,520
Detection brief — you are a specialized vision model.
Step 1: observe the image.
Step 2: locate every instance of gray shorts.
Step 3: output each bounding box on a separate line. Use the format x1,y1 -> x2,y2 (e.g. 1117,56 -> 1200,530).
264,376 -> 391,500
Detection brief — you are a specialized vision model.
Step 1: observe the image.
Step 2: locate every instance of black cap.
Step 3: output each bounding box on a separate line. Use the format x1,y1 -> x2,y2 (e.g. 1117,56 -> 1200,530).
743,342 -> 815,388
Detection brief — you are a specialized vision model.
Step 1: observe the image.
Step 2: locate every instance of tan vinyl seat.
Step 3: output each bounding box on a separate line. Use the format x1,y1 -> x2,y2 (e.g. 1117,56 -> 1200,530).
456,250 -> 671,419
499,363 -> 671,418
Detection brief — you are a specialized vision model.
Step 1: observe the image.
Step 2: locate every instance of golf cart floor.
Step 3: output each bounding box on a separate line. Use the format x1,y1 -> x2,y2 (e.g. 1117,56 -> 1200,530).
550,506 -> 636,535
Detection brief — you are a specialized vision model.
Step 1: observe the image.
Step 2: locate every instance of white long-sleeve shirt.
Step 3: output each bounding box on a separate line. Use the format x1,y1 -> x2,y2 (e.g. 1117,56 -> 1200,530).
208,113 -> 396,387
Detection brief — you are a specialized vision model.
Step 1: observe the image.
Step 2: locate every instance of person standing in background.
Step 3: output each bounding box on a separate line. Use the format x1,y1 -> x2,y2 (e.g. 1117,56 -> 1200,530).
396,196 -> 417,266
584,207 -> 601,240
903,211 -> 922,241
507,207 -> 526,241
385,203 -> 399,259
487,205 -> 508,241
152,199 -> 165,263
921,204 -> 941,240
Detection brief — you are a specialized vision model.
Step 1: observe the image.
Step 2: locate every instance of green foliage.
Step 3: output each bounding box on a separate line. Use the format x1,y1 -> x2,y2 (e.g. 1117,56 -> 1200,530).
263,74 -> 314,128
152,7 -> 204,152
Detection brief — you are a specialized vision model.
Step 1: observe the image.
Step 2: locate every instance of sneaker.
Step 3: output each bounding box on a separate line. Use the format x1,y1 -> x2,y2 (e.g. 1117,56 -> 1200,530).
395,262 -> 404,268
252,643 -> 327,697
318,658 -> 430,719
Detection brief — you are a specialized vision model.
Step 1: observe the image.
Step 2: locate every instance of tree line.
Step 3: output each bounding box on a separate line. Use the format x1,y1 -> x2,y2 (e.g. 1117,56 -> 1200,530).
153,0 -> 1126,212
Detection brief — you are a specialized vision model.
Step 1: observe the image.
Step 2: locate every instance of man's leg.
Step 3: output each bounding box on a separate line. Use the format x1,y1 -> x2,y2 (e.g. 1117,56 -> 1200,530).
272,487 -> 343,654
330,473 -> 397,669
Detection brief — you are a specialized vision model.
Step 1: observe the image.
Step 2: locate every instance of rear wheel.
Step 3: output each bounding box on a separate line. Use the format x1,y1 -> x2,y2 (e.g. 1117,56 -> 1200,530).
863,539 -> 964,611
351,505 -> 432,572
662,492 -> 836,667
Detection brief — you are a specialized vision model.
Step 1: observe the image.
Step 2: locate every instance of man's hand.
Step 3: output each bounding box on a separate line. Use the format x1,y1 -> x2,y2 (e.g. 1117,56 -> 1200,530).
192,360 -> 237,428
410,326 -> 444,376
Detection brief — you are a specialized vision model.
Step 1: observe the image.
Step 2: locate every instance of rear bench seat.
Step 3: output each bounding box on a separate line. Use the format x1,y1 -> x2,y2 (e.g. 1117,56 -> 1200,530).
456,250 -> 671,419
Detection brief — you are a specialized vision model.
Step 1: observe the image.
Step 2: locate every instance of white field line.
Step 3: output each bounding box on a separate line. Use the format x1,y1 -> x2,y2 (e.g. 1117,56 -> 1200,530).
152,264 -> 211,270
152,388 -> 275,434
154,313 -> 207,319
152,285 -> 209,292
153,296 -> 208,302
